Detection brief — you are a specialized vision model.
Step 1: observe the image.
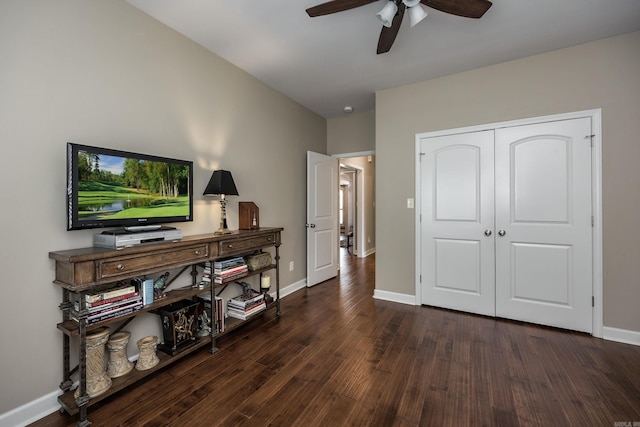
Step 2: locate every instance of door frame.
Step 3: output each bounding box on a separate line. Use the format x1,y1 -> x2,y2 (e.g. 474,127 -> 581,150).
334,151 -> 375,259
414,109 -> 603,337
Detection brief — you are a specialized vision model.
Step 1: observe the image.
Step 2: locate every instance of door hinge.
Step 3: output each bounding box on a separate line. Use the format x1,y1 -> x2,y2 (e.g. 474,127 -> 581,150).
419,274 -> 422,283
592,296 -> 595,307
585,134 -> 595,147
592,216 -> 595,227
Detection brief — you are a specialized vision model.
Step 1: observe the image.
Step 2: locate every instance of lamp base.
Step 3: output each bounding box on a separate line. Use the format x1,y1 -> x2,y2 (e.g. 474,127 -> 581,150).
214,198 -> 233,235
214,228 -> 233,235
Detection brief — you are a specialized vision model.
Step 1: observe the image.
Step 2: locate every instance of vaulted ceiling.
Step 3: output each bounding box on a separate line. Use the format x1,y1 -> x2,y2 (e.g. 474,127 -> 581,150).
127,0 -> 640,118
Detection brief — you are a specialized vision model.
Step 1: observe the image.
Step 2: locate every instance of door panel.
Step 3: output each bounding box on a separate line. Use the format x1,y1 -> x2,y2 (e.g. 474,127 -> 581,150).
495,118 -> 592,332
306,151 -> 339,286
420,131 -> 495,316
511,137 -> 570,223
511,243 -> 572,305
434,238 -> 481,294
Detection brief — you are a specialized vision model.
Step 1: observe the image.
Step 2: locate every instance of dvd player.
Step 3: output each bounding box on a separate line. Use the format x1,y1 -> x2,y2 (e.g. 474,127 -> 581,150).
93,226 -> 183,249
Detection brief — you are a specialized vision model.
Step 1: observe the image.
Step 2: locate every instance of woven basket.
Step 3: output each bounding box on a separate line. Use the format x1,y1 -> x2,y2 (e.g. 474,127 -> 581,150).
244,252 -> 272,271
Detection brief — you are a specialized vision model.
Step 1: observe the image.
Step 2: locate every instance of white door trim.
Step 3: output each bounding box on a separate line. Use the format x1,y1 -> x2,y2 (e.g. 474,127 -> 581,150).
334,153 -> 373,259
415,109 -> 603,338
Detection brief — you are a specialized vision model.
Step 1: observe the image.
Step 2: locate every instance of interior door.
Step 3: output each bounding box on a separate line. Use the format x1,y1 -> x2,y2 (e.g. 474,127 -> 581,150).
420,131 -> 496,316
306,151 -> 339,287
494,118 -> 593,333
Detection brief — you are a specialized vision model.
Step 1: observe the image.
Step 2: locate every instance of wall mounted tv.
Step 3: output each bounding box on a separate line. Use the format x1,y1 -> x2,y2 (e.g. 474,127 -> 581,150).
67,143 -> 193,231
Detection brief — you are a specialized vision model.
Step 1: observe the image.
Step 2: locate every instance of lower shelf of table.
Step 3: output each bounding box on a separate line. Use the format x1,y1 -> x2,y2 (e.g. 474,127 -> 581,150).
58,303 -> 277,415
58,334 -> 210,415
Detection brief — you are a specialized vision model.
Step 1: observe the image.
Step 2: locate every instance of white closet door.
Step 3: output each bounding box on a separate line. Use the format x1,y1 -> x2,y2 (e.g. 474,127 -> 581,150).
494,118 -> 593,332
420,130 -> 496,316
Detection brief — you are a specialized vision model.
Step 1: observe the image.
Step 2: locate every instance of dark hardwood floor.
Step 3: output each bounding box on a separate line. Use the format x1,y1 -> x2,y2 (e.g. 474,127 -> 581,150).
32,249 -> 640,426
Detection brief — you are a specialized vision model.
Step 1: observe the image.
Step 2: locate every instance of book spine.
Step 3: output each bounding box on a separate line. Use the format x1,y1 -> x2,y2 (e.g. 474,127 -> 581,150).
87,292 -> 139,308
87,304 -> 142,325
228,292 -> 264,307
227,302 -> 266,317
215,296 -> 224,333
214,257 -> 245,268
86,285 -> 136,303
228,297 -> 265,310
214,272 -> 247,284
78,296 -> 142,313
142,279 -> 154,306
87,301 -> 143,320
214,265 -> 249,275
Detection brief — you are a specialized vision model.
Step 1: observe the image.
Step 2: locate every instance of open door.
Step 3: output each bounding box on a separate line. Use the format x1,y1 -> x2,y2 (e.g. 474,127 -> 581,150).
306,151 -> 339,286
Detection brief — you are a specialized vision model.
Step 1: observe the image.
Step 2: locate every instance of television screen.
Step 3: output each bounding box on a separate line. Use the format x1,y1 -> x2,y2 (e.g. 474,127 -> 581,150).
67,143 -> 193,231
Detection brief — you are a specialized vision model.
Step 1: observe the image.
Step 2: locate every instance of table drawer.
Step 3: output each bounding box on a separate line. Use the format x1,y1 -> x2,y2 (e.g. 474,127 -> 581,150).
218,233 -> 277,255
97,244 -> 209,280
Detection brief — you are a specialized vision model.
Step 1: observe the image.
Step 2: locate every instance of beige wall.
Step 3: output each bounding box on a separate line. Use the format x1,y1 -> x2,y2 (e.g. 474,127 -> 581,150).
376,31 -> 640,333
0,0 -> 326,415
327,111 -> 376,256
327,110 -> 375,154
328,111 -> 376,256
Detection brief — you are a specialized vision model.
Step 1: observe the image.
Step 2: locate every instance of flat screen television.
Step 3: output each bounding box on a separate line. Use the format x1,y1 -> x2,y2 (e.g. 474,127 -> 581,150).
67,143 -> 193,231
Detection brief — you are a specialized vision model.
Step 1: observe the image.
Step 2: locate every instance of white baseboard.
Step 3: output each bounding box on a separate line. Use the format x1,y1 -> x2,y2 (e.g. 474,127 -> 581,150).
360,247 -> 376,257
373,289 -> 416,305
369,295 -> 640,348
280,278 -> 306,298
1,279 -> 308,427
603,326 -> 640,346
0,389 -> 60,427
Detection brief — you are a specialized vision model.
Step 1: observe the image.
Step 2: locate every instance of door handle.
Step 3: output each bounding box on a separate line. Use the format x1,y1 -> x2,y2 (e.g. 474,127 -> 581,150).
498,230 -> 506,236
484,229 -> 492,236
305,223 -> 316,228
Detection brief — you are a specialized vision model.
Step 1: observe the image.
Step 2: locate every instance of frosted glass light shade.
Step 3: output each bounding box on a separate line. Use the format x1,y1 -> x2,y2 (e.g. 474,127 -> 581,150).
377,1 -> 398,27
408,4 -> 428,27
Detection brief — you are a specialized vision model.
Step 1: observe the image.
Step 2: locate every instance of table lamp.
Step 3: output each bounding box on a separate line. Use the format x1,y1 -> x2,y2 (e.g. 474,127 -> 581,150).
203,170 -> 239,235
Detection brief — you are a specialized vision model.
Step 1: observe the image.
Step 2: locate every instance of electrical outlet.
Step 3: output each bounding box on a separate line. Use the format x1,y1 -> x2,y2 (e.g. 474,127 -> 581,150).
289,261 -> 294,272
407,198 -> 414,209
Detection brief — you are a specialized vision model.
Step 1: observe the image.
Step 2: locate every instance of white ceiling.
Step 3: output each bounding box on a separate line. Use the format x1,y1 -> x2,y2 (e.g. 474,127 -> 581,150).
127,0 -> 640,118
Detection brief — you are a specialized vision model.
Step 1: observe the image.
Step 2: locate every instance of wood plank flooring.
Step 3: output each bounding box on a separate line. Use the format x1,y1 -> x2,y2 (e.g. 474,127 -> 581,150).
31,250 -> 640,426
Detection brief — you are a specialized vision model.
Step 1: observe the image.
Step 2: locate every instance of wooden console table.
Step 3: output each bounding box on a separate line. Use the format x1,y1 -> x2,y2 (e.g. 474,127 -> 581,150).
49,227 -> 282,426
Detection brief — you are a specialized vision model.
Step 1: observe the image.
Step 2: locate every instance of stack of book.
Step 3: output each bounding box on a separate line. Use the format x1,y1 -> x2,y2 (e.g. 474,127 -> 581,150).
74,285 -> 143,325
200,261 -> 212,287
214,257 -> 248,284
214,296 -> 225,333
227,290 -> 266,320
198,292 -> 225,334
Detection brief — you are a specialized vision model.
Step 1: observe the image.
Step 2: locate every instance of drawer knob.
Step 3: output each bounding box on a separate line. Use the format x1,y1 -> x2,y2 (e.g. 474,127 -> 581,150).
117,264 -> 125,271
227,244 -> 233,249
194,250 -> 201,255
267,237 -> 272,241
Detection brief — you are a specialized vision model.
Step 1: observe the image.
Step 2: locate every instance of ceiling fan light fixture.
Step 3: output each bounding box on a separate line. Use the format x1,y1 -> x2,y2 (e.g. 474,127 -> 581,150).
402,0 -> 421,7
376,0 -> 398,28
407,4 -> 428,27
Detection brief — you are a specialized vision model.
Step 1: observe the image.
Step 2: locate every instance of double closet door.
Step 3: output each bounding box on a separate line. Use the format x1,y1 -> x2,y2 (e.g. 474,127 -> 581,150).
419,118 -> 593,333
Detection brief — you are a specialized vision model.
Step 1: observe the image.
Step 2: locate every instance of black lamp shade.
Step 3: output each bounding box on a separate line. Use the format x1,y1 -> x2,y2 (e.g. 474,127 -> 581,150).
203,170 -> 239,196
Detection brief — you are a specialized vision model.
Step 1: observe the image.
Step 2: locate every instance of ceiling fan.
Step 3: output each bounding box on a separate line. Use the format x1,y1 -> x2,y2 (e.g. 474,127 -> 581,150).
306,0 -> 492,54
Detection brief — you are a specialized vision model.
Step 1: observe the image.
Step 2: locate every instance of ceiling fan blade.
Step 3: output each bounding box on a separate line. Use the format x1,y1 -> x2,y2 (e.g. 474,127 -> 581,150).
420,0 -> 492,19
377,3 -> 405,54
306,0 -> 378,17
